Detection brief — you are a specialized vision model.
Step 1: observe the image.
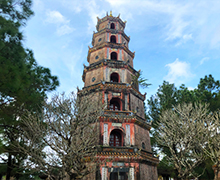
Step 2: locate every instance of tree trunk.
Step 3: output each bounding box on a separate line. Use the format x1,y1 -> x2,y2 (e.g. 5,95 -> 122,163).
213,164 -> 220,180
214,169 -> 219,180
6,154 -> 12,180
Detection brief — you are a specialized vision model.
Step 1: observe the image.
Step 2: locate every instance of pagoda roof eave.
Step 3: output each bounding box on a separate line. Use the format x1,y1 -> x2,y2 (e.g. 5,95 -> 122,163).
82,59 -> 139,82
96,15 -> 126,31
87,42 -> 135,62
96,146 -> 159,166
92,28 -> 130,46
78,82 -> 146,101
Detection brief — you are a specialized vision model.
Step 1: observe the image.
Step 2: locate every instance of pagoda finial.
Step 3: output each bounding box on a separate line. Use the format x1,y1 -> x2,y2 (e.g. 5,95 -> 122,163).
124,20 -> 127,24
117,13 -> 120,18
97,16 -> 100,21
110,11 -> 113,17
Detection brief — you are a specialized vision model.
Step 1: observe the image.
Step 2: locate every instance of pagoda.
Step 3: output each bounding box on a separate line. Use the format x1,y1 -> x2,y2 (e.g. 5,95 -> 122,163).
79,12 -> 159,180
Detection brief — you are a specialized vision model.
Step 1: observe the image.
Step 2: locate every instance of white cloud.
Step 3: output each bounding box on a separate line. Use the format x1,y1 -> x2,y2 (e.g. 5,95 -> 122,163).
175,33 -> 193,46
188,86 -> 195,91
164,58 -> 194,84
103,0 -> 220,48
105,0 -> 126,6
45,10 -> 69,24
200,57 -> 210,65
45,10 -> 74,36
57,0 -> 106,33
56,24 -> 75,36
104,0 -> 194,44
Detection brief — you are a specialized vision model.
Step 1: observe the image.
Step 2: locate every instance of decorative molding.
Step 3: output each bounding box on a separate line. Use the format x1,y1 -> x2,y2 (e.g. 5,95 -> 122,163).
112,123 -> 122,127
126,124 -> 131,146
103,124 -> 108,145
129,167 -> 135,180
102,167 -> 107,180
107,33 -> 109,42
87,42 -> 134,62
120,49 -> 122,60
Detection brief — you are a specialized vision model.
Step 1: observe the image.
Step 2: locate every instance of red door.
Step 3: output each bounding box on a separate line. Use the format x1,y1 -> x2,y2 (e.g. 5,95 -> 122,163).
110,131 -> 121,146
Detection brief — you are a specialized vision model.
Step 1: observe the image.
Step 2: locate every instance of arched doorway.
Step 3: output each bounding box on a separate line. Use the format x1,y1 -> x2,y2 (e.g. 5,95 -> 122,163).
110,172 -> 128,180
109,98 -> 121,111
110,23 -> 115,29
110,35 -> 116,43
110,72 -> 119,82
109,129 -> 122,147
110,52 -> 117,60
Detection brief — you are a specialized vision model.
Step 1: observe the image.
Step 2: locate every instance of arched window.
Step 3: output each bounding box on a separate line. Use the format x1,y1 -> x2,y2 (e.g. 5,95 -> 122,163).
110,23 -> 115,29
110,72 -> 119,82
110,35 -> 116,43
110,52 -> 117,60
110,98 -> 121,111
110,129 -> 122,147
142,142 -> 145,149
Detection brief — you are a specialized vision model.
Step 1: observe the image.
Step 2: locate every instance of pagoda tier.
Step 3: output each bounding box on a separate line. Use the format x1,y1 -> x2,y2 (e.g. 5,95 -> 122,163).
79,12 -> 158,180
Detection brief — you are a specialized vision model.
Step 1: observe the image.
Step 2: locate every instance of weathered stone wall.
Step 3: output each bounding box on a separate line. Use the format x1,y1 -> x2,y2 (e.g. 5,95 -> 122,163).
84,67 -> 104,87
134,124 -> 151,152
98,19 -> 125,32
97,20 -> 109,31
89,49 -> 105,64
130,93 -> 145,118
121,35 -> 129,48
84,66 -> 137,86
123,50 -> 133,67
140,164 -> 158,180
93,33 -> 106,46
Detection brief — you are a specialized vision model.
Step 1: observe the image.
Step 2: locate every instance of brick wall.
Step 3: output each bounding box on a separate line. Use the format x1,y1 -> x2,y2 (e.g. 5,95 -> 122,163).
140,164 -> 158,180
134,125 -> 151,152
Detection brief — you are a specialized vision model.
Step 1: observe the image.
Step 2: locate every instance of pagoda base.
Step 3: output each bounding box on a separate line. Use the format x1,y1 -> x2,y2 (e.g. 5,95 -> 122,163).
83,162 -> 158,180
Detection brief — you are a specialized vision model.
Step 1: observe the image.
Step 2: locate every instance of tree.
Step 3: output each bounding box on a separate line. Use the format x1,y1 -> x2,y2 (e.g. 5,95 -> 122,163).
203,111 -> 220,180
147,82 -> 195,159
131,70 -> 151,89
155,103 -> 211,179
148,81 -> 196,129
15,92 -> 104,180
0,0 -> 34,25
147,76 -> 220,178
195,74 -> 220,112
0,0 -> 59,179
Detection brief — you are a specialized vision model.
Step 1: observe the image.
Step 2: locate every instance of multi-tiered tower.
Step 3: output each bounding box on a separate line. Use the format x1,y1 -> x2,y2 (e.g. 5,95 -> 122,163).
80,12 -> 159,180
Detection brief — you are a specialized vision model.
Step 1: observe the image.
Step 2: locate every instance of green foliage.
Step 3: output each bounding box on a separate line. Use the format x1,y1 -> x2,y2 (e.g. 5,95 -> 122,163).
157,157 -> 176,178
0,0 -> 34,25
0,0 -> 59,179
195,74 -> 220,111
147,75 -> 220,129
194,158 -> 214,180
147,81 -> 195,129
131,70 -> 151,89
147,75 -> 220,178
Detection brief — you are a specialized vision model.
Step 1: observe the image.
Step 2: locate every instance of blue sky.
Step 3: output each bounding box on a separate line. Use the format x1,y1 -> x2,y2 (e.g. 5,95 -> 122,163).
24,0 -> 220,101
